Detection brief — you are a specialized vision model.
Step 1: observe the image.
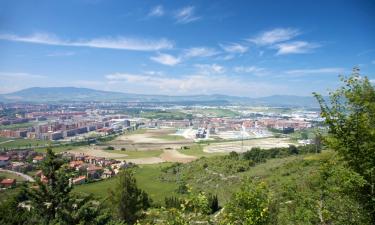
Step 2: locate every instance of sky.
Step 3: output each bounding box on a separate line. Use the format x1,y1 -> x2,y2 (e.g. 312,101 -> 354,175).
0,0 -> 374,97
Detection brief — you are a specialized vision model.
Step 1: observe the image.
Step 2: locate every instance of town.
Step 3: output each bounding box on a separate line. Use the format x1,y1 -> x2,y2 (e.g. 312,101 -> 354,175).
0,101 -> 323,190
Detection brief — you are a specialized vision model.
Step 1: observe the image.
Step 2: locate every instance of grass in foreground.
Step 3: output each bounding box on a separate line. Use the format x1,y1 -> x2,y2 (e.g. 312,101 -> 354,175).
73,163 -> 177,204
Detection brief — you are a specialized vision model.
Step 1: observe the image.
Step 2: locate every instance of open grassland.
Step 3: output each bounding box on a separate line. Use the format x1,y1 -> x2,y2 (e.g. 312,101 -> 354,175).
0,138 -> 51,149
177,144 -> 227,158
187,108 -> 240,117
103,149 -> 164,159
0,122 -> 37,130
140,110 -> 188,120
0,171 -> 26,181
203,137 -> 296,153
74,163 -> 178,204
73,148 -> 332,206
156,134 -> 186,141
161,150 -> 333,204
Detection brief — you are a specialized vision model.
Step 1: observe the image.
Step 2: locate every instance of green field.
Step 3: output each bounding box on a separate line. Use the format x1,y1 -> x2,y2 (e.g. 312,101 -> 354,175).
155,134 -> 186,141
177,144 -> 226,158
0,138 -> 51,149
74,163 -> 177,204
140,110 -> 188,120
104,149 -> 163,158
0,122 -> 37,130
0,171 -> 26,181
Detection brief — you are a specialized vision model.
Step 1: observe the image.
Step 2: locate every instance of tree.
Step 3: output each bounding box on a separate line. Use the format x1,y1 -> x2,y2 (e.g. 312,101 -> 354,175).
314,67 -> 375,221
26,148 -> 111,224
220,179 -> 270,225
109,169 -> 151,224
27,147 -> 72,223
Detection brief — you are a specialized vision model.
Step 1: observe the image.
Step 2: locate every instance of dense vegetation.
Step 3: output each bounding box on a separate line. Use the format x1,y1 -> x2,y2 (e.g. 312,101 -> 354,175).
0,69 -> 374,224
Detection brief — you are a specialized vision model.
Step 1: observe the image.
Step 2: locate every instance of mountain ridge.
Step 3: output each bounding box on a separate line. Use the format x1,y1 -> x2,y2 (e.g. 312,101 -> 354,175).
0,87 -> 320,107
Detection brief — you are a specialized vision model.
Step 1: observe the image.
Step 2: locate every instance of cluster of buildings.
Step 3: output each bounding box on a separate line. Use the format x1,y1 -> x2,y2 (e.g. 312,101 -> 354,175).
0,148 -> 134,189
0,109 -> 132,141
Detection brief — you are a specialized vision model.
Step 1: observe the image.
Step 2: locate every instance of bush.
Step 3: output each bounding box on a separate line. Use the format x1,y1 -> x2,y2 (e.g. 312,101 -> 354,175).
105,146 -> 115,150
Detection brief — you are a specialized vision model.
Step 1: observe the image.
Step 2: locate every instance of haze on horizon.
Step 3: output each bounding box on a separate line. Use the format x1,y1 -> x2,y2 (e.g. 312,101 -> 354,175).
0,0 -> 374,97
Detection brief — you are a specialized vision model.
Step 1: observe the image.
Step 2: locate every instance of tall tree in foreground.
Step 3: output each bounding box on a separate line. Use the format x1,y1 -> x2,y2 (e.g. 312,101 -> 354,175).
314,67 -> 375,220
109,169 -> 151,224
27,148 -> 111,224
27,147 -> 72,223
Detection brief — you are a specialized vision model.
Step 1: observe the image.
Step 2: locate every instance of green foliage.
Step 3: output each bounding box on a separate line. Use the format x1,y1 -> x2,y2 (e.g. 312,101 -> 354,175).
0,186 -> 33,225
108,169 -> 151,224
105,146 -> 115,150
165,196 -> 184,209
26,148 -> 72,223
207,193 -> 220,214
220,179 -> 270,225
314,67 -> 375,220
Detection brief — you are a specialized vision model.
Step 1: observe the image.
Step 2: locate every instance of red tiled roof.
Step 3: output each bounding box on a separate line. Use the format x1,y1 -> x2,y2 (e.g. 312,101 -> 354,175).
33,156 -> 44,160
0,156 -> 10,161
73,176 -> 86,183
1,178 -> 16,184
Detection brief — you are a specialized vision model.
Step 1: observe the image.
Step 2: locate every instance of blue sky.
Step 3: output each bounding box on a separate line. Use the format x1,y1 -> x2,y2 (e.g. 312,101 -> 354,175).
0,0 -> 374,97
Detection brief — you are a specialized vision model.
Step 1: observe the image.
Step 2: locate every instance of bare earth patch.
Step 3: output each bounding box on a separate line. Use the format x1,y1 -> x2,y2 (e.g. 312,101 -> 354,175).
107,129 -> 194,151
160,150 -> 197,163
68,147 -> 196,165
204,138 -> 296,153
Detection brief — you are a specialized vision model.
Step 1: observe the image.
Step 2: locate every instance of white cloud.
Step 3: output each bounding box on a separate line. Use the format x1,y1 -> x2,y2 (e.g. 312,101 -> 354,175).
104,72 -> 285,97
285,67 -> 345,75
174,6 -> 200,24
0,72 -> 47,79
249,28 -> 300,45
220,43 -> 248,54
0,32 -> 174,51
150,53 -> 181,66
275,41 -> 320,55
183,47 -> 219,58
234,66 -> 265,73
148,5 -> 164,17
195,64 -> 225,74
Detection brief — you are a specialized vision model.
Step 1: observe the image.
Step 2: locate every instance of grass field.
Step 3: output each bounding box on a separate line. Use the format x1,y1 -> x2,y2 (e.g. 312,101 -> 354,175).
103,149 -> 163,158
155,134 -> 186,141
140,110 -> 188,120
0,122 -> 37,130
74,163 -> 177,204
0,138 -> 51,148
0,171 -> 26,181
177,144 -> 226,158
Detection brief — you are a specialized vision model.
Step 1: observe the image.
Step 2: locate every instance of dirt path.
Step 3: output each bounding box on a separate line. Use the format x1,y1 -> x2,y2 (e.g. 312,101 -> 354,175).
0,168 -> 35,182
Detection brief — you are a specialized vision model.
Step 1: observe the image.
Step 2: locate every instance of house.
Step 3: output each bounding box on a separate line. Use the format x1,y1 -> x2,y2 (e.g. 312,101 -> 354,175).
0,178 -> 16,188
72,176 -> 86,185
102,169 -> 114,178
32,155 -> 44,163
0,156 -> 10,167
69,160 -> 84,169
86,165 -> 103,179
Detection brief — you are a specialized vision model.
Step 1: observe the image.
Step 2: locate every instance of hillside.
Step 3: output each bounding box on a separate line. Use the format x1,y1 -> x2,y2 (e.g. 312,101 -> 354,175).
0,87 -> 320,107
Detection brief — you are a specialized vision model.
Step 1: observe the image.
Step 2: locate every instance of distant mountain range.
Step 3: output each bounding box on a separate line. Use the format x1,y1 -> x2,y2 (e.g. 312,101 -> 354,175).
0,87 -> 321,107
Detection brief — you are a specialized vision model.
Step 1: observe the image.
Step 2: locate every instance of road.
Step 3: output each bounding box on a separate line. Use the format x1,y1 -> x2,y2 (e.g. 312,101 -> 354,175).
0,168 -> 35,182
